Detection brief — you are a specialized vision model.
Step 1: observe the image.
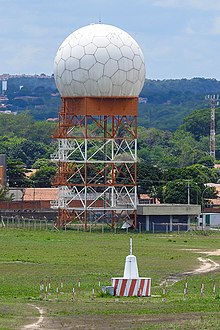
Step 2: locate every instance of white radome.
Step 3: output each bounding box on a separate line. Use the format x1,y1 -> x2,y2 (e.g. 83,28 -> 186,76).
54,23 -> 145,97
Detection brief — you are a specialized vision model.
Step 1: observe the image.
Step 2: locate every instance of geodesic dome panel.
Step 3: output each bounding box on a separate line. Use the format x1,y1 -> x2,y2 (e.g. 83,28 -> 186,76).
54,23 -> 145,97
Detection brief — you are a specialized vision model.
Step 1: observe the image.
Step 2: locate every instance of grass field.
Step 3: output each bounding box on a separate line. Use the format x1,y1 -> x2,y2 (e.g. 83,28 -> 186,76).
1,228 -> 220,329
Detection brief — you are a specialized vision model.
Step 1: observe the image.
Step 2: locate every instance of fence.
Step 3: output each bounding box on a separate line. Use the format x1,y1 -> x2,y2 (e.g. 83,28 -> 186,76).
0,216 -> 54,230
0,216 -> 123,232
0,216 -> 192,233
152,222 -> 190,233
37,275 -> 220,302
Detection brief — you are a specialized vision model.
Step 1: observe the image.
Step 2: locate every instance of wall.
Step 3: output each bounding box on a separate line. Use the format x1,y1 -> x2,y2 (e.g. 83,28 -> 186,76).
138,214 -> 189,232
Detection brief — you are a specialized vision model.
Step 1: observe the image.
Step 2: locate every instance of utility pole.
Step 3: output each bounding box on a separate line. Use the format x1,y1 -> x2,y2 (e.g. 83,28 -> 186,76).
187,181 -> 190,205
205,94 -> 219,160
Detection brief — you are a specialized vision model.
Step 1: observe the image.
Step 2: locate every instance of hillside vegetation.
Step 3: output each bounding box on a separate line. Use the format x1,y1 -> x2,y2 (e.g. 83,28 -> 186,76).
3,76 -> 220,129
139,78 -> 220,131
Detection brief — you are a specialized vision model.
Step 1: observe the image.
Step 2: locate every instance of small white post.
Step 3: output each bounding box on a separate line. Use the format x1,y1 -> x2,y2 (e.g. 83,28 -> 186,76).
139,222 -> 141,233
40,282 -> 44,292
200,283 -> 204,298
185,280 -> 188,294
60,281 -> 64,293
162,287 -> 166,302
40,281 -> 44,298
130,236 -> 132,255
45,285 -> 48,299
213,283 -> 216,297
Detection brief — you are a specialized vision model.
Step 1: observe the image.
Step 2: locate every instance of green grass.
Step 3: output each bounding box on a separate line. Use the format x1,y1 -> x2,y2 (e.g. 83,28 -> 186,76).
1,228 -> 220,329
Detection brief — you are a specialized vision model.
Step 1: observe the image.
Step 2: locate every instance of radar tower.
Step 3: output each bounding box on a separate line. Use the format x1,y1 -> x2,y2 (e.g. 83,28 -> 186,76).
51,24 -> 145,229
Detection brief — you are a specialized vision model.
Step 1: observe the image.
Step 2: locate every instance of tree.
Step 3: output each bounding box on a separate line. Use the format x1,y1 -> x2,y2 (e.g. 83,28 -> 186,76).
7,159 -> 31,187
197,156 -> 215,168
137,162 -> 164,200
8,140 -> 50,167
164,164 -> 218,186
18,86 -> 31,96
30,166 -> 57,187
162,180 -> 217,204
0,136 -> 25,155
169,129 -> 207,167
181,109 -> 210,140
181,107 -> 220,142
25,121 -> 57,144
138,127 -> 172,148
0,113 -> 34,138
32,158 -> 55,169
12,98 -> 28,109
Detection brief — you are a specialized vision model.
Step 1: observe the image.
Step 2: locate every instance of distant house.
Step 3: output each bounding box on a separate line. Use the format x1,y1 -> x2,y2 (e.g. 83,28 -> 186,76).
203,183 -> 220,212
0,187 -> 59,220
23,188 -> 58,203
138,194 -> 160,204
46,117 -> 58,122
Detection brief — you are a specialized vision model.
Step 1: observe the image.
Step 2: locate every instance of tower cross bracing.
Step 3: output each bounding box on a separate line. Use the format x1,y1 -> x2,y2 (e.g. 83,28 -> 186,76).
51,96 -> 138,228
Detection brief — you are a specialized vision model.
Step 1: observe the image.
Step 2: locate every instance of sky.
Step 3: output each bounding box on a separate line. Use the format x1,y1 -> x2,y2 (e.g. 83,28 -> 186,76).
1,0 -> 220,80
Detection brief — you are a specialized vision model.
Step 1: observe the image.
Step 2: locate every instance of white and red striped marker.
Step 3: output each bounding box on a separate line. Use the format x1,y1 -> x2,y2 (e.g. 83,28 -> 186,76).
111,237 -> 151,297
112,278 -> 151,297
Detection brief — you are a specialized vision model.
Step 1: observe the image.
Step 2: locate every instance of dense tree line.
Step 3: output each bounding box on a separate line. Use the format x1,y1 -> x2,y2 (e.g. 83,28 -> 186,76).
4,76 -> 220,128
0,109 -> 217,206
137,163 -> 218,204
1,76 -> 220,204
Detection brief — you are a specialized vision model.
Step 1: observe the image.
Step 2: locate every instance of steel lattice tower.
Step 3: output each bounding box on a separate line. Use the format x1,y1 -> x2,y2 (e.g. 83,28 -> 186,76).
51,96 -> 138,228
206,94 -> 219,160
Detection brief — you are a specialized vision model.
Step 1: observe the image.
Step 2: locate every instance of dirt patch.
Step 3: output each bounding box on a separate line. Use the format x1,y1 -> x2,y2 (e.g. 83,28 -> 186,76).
198,249 -> 220,256
23,305 -> 44,330
25,312 -> 204,330
181,249 -> 220,273
182,248 -> 220,256
161,249 -> 220,286
185,257 -> 219,275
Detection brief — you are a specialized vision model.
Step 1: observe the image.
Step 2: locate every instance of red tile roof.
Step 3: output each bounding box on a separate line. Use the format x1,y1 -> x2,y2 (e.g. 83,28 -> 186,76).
23,188 -> 58,201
